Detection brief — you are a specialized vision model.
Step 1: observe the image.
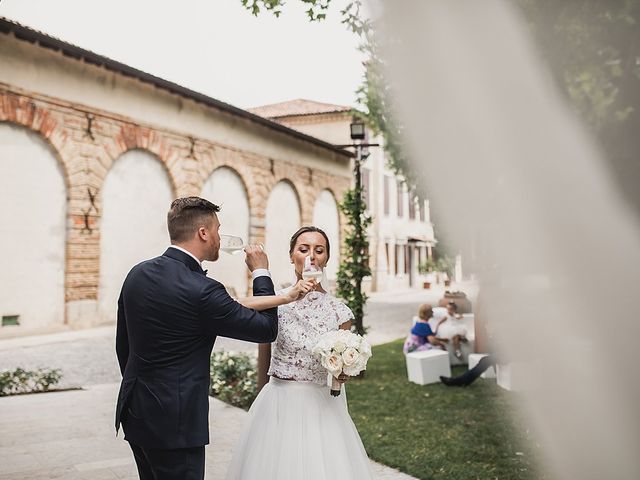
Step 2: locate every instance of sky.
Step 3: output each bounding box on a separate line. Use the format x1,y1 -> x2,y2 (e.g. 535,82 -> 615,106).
0,0 -> 366,109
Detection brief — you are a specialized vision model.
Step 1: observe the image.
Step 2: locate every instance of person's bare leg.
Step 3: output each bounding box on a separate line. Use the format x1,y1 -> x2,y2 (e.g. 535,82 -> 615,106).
452,335 -> 462,359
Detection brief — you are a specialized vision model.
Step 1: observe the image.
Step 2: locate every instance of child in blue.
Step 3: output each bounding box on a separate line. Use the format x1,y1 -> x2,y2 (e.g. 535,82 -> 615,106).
403,304 -> 448,354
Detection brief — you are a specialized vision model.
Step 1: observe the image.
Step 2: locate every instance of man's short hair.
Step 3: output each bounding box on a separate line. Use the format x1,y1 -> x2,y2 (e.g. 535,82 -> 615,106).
167,197 -> 220,243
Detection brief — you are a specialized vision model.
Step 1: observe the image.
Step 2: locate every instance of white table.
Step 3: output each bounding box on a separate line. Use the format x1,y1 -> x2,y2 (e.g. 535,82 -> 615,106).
405,349 -> 451,385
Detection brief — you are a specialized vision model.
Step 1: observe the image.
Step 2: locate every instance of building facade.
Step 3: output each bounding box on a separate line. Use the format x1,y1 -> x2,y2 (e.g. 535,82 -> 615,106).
0,19 -> 352,337
249,99 -> 437,292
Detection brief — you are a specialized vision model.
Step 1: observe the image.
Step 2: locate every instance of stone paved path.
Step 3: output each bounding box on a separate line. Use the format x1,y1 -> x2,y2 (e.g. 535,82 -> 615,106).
0,383 -> 417,479
0,283 -> 478,479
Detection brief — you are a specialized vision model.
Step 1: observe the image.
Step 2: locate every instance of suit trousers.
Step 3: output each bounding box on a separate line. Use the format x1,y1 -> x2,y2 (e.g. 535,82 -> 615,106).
129,442 -> 205,480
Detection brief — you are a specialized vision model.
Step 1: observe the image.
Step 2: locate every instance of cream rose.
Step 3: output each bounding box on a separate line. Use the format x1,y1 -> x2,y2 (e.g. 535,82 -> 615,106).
341,347 -> 359,366
323,353 -> 343,376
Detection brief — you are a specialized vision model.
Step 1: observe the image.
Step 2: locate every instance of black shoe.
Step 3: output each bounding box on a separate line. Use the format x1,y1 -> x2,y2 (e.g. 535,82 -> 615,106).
440,375 -> 465,387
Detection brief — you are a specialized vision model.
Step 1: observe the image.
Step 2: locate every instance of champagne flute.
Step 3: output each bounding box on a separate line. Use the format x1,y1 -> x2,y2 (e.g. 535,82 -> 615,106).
302,255 -> 323,282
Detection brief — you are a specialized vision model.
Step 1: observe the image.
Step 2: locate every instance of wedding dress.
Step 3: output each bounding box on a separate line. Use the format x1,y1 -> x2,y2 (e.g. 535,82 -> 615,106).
224,289 -> 374,480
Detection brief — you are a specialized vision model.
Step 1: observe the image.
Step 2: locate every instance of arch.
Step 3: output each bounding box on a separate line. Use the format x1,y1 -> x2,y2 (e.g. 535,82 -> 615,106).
106,125 -> 179,197
0,123 -> 67,330
264,180 -> 302,288
98,149 -> 173,323
0,101 -> 70,190
312,189 -> 342,281
201,166 -> 251,296
195,147 -> 262,221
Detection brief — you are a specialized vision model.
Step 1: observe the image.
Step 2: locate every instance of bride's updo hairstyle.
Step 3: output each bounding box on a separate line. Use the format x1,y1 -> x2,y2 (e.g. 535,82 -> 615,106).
288,226 -> 331,261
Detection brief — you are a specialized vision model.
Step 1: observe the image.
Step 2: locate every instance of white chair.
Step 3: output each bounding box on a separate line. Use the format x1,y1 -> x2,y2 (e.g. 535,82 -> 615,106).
405,349 -> 451,385
496,362 -> 542,392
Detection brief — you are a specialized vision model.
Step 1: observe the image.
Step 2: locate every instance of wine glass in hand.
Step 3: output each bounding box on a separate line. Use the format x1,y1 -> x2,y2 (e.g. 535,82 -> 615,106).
301,256 -> 323,300
219,234 -> 246,255
302,255 -> 323,282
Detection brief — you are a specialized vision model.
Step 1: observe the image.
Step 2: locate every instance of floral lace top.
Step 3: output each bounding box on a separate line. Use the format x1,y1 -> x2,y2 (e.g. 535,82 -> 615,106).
268,288 -> 354,385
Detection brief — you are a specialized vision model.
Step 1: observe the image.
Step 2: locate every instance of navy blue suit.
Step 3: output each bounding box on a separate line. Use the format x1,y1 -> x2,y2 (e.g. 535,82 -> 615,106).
115,247 -> 277,478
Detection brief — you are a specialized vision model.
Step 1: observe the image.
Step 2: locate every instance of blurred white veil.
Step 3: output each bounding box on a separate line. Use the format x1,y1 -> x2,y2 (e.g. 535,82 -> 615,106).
372,1 -> 640,478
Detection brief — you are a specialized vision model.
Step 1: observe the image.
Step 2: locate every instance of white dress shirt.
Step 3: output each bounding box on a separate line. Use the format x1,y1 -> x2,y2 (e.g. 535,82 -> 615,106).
168,245 -> 271,280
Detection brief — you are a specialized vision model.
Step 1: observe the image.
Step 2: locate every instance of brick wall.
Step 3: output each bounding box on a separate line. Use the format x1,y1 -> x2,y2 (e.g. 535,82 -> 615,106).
0,85 -> 350,320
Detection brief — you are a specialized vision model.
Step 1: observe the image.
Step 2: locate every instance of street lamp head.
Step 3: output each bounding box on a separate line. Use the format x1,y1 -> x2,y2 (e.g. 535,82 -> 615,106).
350,121 -> 366,141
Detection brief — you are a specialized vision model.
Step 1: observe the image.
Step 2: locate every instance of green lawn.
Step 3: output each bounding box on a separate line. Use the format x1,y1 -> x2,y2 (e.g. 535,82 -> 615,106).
346,340 -> 544,480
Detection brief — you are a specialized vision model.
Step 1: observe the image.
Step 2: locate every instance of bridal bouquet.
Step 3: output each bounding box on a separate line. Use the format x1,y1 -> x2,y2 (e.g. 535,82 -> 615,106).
312,330 -> 372,397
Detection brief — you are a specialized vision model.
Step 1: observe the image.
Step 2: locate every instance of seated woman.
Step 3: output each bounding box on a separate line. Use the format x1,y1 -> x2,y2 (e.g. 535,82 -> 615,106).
403,304 -> 448,354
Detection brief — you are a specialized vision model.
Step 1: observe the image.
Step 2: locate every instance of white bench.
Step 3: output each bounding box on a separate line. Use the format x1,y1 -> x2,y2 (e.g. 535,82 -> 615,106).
405,349 -> 451,385
468,353 -> 496,379
427,312 -> 476,365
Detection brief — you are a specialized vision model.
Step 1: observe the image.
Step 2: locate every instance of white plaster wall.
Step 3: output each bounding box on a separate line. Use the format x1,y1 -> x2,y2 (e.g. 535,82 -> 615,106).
279,117 -> 354,146
0,123 -> 66,332
0,35 -> 351,178
265,181 -> 301,289
281,112 -> 438,292
201,167 -> 250,297
98,150 -> 172,323
312,189 -> 341,281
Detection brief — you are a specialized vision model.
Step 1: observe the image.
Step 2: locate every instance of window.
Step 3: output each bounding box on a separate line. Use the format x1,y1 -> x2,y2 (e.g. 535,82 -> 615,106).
362,168 -> 370,211
383,176 -> 390,215
408,195 -> 416,220
385,242 -> 390,272
404,245 -> 410,274
420,199 -> 426,222
2,315 -> 19,327
394,244 -> 400,275
397,181 -> 404,217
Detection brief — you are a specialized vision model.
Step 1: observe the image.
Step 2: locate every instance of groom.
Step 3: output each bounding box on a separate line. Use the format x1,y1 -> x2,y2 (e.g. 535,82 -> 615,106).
115,196 -> 278,480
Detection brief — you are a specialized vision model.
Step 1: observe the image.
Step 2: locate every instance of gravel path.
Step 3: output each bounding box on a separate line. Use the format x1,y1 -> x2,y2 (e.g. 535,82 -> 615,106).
0,284 -> 476,389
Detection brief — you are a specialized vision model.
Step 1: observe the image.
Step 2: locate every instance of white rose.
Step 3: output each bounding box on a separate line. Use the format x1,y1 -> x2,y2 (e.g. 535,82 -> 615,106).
333,340 -> 347,354
343,364 -> 361,376
346,334 -> 361,348
342,347 -> 359,366
312,345 -> 325,358
359,340 -> 372,357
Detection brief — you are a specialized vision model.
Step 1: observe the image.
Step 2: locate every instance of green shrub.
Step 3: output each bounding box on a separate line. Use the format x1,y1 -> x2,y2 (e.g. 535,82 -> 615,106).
0,367 -> 62,396
209,352 -> 258,410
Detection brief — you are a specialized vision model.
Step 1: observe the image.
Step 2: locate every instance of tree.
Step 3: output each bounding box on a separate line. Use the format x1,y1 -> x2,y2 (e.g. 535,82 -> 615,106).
240,0 -> 360,23
515,0 -> 640,214
239,0 -> 640,270
241,0 -> 639,184
335,159 -> 372,336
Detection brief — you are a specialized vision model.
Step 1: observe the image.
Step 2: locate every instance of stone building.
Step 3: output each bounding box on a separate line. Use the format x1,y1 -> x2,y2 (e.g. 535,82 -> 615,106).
249,99 -> 437,292
0,18 -> 352,337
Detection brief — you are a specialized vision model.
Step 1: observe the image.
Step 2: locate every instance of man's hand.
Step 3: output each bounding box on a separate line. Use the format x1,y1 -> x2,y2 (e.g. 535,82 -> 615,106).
285,279 -> 316,302
245,245 -> 269,271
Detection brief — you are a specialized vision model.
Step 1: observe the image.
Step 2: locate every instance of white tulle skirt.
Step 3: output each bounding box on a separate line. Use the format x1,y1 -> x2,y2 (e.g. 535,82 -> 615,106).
224,377 -> 373,480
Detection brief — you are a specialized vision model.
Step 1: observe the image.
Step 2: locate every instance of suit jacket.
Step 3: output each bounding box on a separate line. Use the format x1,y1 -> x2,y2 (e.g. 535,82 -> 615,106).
115,247 -> 277,449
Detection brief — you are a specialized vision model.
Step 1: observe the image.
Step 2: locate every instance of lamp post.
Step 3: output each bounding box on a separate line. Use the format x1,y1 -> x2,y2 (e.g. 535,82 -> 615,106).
351,122 -> 368,312
335,120 -> 380,335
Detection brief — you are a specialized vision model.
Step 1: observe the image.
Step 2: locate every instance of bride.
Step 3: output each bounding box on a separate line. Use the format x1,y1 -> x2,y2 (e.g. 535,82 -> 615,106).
225,226 -> 373,480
